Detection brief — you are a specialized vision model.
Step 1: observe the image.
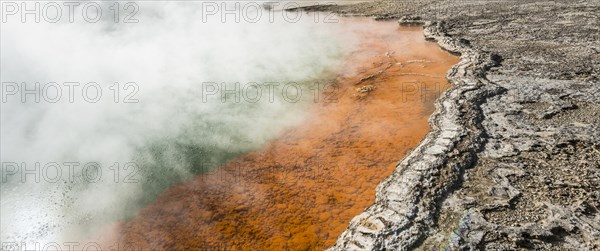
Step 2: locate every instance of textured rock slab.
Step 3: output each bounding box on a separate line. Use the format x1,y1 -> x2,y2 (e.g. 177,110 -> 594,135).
308,1 -> 600,250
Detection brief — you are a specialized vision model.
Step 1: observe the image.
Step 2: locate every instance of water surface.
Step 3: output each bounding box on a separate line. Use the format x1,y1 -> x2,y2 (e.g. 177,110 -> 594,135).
118,17 -> 459,250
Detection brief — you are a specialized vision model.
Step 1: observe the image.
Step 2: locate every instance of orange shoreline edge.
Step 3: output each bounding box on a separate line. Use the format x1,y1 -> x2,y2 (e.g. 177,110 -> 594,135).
116,18 -> 459,251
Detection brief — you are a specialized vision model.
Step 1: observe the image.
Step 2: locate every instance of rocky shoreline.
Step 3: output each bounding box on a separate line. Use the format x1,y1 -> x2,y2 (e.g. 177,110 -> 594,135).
291,1 -> 599,250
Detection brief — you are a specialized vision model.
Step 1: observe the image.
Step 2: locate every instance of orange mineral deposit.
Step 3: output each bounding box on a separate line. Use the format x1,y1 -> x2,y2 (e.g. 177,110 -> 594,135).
118,18 -> 459,251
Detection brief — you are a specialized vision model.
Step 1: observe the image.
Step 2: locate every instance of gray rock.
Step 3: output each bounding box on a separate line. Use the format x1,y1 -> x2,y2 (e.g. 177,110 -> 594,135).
292,1 -> 600,250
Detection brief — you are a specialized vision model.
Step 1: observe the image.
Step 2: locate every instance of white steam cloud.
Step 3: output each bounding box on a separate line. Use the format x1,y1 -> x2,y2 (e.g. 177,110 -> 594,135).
0,1 -> 358,246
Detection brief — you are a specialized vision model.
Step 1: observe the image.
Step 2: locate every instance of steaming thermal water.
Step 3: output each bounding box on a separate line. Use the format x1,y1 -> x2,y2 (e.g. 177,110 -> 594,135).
0,2 -> 359,245
119,20 -> 459,250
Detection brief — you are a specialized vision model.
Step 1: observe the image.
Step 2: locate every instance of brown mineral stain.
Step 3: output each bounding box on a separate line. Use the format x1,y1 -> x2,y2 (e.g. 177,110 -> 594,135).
117,18 -> 459,250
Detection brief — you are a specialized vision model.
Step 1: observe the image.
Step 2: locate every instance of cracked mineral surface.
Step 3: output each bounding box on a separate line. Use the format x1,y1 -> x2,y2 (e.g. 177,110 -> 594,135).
291,0 -> 599,250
